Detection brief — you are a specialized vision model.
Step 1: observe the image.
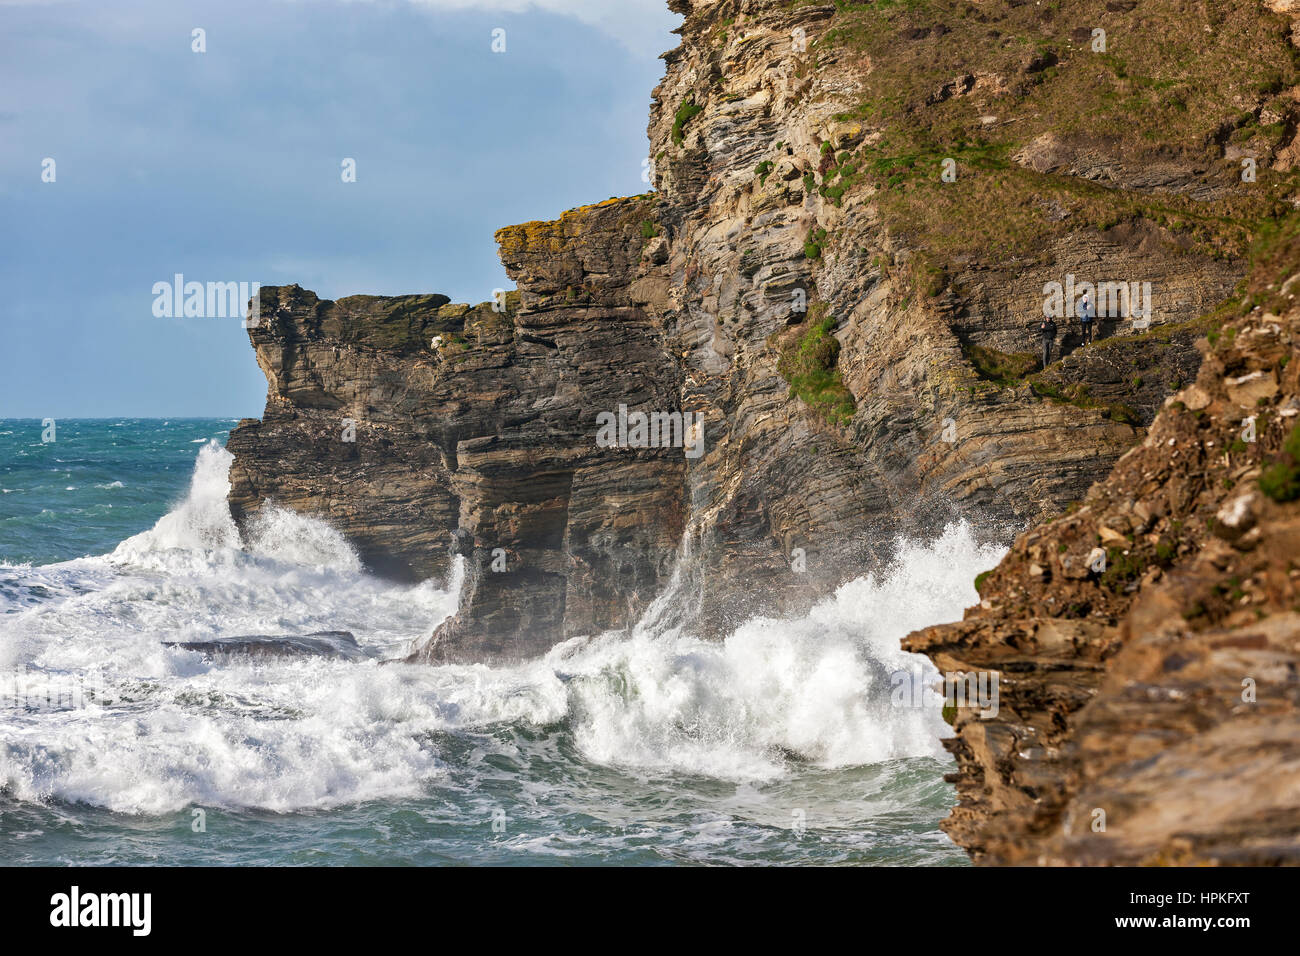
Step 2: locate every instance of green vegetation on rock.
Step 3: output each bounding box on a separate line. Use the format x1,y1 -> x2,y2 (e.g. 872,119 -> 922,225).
672,94 -> 703,146
964,341 -> 1140,424
814,0 -> 1300,271
964,344 -> 1037,386
804,226 -> 828,259
775,308 -> 857,426
1260,423 -> 1300,503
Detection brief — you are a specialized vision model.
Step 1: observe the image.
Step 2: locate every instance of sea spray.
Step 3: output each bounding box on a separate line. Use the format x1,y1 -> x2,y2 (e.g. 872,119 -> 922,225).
1,433 -> 1000,864
109,440 -> 241,568
552,523 -> 1006,779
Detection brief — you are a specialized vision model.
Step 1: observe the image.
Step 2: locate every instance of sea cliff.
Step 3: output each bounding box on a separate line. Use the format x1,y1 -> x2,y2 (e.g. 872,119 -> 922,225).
227,0 -> 1300,860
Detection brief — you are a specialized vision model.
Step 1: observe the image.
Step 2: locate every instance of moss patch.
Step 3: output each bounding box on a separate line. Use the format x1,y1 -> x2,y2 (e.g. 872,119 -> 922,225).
672,94 -> 704,146
775,309 -> 857,426
964,343 -> 1038,386
804,226 -> 829,259
1260,423 -> 1300,503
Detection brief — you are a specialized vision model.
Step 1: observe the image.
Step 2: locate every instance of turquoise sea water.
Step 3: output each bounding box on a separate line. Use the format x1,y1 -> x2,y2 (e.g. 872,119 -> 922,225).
0,419 -> 237,566
0,419 -> 985,866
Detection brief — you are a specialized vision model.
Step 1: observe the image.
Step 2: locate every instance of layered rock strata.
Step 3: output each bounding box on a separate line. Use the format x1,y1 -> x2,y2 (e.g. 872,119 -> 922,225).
228,199 -> 688,661
230,0 -> 1300,675
905,227 -> 1300,864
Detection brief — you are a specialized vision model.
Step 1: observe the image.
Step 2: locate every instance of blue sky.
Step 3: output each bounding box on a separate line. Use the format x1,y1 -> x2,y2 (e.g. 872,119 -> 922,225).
0,0 -> 680,417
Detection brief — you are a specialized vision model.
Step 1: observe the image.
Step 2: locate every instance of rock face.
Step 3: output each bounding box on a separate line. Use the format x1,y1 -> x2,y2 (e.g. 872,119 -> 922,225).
228,198 -> 689,661
229,0 -> 1300,677
905,223 -> 1300,864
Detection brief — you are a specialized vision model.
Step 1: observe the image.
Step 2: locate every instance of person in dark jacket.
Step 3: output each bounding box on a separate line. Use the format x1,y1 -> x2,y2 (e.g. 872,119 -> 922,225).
1039,316 -> 1058,368
1079,292 -> 1095,345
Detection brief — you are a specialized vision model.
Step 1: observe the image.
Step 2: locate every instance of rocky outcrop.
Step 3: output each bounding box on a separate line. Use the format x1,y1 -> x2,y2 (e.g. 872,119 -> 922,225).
228,0 -> 1300,670
226,289 -> 463,582
228,198 -> 689,661
905,222 -> 1300,864
162,631 -> 365,661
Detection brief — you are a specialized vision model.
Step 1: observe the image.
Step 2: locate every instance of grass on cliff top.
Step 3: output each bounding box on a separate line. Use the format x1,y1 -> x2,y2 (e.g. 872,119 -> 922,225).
811,0 -> 1300,266
775,309 -> 857,426
494,195 -> 657,258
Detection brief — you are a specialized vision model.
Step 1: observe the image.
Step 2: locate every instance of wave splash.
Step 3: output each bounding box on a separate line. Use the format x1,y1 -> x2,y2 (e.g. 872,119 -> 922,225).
549,524 -> 1006,779
108,441 -> 359,573
0,442 -> 1005,814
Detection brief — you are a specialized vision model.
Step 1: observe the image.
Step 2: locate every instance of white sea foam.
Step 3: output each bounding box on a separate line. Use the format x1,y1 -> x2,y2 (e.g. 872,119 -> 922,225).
541,523 -> 1004,780
0,443 -> 1005,814
109,441 -> 242,564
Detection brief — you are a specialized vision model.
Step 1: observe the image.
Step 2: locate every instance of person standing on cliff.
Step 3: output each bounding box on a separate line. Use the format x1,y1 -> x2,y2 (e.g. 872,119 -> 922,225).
1039,315 -> 1057,369
1079,292 -> 1095,346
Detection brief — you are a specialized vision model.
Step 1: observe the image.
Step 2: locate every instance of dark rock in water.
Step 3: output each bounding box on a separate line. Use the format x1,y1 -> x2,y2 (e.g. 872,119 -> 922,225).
163,631 -> 364,661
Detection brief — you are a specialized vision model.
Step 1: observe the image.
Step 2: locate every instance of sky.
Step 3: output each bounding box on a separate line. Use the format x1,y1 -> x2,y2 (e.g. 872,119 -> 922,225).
0,0 -> 681,417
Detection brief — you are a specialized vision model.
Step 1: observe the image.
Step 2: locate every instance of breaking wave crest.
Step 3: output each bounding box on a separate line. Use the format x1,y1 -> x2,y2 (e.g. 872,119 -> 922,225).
0,442 -> 1005,815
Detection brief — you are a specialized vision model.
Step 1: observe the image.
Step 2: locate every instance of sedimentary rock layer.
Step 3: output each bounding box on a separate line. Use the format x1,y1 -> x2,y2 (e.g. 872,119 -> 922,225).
228,198 -> 688,661
906,226 -> 1300,865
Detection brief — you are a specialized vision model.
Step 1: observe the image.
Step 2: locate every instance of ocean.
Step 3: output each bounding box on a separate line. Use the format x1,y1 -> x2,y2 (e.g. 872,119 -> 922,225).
0,419 -> 1002,865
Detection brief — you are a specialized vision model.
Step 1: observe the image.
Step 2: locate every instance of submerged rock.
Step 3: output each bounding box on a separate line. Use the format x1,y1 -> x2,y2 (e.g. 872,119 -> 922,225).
163,631 -> 365,661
